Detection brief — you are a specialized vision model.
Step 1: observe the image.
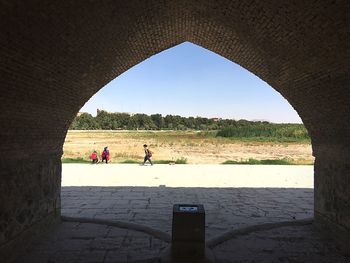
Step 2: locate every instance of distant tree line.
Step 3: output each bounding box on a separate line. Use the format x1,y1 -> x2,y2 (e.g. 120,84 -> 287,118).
71,110 -> 238,130
70,110 -> 309,140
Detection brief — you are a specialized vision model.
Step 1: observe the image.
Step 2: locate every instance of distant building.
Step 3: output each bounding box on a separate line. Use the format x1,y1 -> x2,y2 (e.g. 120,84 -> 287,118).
211,117 -> 222,122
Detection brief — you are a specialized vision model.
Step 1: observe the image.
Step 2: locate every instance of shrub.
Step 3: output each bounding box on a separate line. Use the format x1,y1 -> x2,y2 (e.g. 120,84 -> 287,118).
216,123 -> 310,142
62,157 -> 91,163
175,157 -> 188,164
222,158 -> 294,165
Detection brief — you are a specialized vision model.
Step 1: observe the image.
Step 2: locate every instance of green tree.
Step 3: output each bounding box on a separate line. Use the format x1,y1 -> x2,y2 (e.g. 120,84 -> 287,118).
151,114 -> 164,130
70,113 -> 100,130
96,110 -> 113,129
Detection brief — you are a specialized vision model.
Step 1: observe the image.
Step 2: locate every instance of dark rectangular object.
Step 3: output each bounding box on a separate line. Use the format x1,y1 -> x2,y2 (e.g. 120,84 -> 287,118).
172,204 -> 205,258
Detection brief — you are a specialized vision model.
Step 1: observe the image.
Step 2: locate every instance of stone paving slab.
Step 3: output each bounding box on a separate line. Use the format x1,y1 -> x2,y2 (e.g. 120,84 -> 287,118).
61,164 -> 314,238
61,186 -> 314,238
16,222 -> 350,263
212,224 -> 350,263
16,165 -> 349,262
15,222 -> 167,263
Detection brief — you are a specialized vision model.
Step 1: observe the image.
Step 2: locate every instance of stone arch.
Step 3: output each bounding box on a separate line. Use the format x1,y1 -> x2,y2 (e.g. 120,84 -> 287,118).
1,0 -> 349,258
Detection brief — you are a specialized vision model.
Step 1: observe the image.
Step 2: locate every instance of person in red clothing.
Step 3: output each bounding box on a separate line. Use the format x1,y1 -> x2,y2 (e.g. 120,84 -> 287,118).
90,150 -> 98,164
101,146 -> 110,164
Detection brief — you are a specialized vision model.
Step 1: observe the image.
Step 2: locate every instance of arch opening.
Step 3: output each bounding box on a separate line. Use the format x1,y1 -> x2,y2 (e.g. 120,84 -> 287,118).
64,41 -> 312,164
60,42 -> 315,247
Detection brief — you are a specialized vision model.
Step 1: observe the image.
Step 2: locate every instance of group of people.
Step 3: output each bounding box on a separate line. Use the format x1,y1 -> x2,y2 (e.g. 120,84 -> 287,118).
90,146 -> 110,164
90,144 -> 153,165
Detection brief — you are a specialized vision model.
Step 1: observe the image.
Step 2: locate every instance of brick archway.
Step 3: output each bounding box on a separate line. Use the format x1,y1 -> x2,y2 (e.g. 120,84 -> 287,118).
1,0 -> 349,259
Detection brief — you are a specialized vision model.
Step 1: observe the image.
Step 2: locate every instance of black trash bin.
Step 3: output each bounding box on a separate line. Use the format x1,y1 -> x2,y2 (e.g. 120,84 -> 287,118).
172,204 -> 205,259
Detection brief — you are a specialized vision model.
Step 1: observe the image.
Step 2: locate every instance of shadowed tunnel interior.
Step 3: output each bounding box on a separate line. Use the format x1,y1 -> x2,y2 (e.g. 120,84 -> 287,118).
0,0 -> 350,261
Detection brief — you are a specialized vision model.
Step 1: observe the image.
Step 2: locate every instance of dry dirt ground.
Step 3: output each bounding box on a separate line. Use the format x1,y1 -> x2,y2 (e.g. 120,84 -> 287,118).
63,130 -> 314,164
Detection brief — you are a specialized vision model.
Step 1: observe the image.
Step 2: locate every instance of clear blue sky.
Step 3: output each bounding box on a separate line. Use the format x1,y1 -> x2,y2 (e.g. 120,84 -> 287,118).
81,42 -> 302,123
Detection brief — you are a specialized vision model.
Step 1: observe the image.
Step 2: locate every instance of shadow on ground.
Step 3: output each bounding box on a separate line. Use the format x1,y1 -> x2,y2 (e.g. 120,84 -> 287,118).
61,186 -> 314,238
15,187 -> 350,262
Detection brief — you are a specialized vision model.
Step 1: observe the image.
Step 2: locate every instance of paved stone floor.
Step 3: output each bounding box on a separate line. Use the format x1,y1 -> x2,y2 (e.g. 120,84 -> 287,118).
14,165 -> 350,262
61,186 -> 314,238
15,222 -> 168,263
16,222 -> 349,263
212,224 -> 350,263
61,164 -> 314,238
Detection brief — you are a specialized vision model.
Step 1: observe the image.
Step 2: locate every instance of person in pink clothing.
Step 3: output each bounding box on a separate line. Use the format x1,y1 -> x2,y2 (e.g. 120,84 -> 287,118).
101,146 -> 110,164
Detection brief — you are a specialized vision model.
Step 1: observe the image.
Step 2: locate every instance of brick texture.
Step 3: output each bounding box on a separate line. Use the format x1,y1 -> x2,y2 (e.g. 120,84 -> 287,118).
0,0 -> 349,258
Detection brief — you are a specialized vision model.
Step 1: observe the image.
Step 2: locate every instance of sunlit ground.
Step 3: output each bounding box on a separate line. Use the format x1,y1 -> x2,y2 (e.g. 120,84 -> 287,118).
62,164 -> 313,188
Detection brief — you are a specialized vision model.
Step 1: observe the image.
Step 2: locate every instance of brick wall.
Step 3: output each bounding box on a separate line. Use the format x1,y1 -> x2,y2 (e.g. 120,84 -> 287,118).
0,0 -> 349,258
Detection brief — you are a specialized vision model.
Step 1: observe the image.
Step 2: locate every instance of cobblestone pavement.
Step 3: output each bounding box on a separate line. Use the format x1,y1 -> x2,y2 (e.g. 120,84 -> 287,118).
16,165 -> 349,262
212,224 -> 350,263
16,222 -> 349,263
61,186 -> 314,238
15,222 -> 167,263
61,164 -> 314,239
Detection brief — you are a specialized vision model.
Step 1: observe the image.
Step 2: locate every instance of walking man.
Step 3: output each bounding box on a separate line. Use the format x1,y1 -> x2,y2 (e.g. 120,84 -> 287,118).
143,144 -> 153,165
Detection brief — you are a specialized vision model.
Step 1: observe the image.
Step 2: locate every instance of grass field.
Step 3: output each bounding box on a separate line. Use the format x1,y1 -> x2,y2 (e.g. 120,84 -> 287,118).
62,130 -> 314,165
